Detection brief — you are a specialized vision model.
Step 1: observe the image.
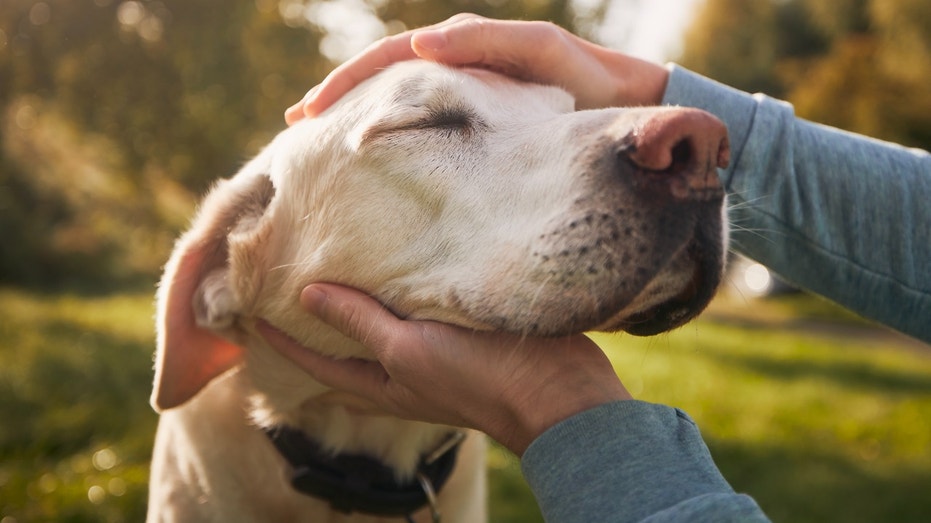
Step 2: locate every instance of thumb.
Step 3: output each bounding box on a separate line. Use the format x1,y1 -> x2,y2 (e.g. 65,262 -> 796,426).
300,283 -> 402,354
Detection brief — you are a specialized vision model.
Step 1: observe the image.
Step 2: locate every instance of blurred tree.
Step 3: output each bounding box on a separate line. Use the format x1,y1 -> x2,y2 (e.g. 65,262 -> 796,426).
0,0 -> 324,288
678,0 -> 930,149
679,0 -> 782,95
0,0 -> 608,289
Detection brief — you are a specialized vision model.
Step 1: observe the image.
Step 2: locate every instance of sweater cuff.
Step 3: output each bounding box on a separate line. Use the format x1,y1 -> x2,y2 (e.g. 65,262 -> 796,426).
521,400 -> 736,523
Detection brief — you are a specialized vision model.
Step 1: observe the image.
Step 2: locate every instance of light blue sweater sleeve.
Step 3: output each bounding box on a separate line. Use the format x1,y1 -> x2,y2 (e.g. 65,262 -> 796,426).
521,401 -> 769,523
662,65 -> 931,344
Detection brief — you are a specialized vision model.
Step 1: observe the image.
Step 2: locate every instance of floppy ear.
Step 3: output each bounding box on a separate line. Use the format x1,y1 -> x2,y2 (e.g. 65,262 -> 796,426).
152,173 -> 276,411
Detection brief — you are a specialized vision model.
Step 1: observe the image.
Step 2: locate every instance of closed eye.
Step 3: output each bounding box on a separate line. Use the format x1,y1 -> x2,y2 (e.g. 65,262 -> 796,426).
361,107 -> 484,143
419,108 -> 473,131
395,107 -> 480,137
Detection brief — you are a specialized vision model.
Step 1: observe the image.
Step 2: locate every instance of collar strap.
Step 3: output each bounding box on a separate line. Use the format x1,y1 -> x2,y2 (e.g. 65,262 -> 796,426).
264,426 -> 463,518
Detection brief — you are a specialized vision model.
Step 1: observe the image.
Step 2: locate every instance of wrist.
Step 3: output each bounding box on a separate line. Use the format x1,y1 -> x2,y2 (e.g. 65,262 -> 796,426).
604,52 -> 670,107
497,371 -> 632,456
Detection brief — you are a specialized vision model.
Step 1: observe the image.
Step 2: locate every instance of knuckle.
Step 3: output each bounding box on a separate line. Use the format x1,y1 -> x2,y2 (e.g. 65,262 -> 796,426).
530,20 -> 559,33
378,330 -> 406,361
530,21 -> 567,48
448,12 -> 482,23
526,22 -> 572,65
452,14 -> 492,36
362,31 -> 409,58
361,34 -> 391,53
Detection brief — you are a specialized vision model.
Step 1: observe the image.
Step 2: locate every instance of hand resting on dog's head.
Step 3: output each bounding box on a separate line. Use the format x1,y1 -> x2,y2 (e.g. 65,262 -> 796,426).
286,13 -> 670,123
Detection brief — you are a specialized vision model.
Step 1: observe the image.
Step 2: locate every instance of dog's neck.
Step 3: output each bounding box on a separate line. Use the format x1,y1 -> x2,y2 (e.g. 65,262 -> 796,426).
238,326 -> 457,479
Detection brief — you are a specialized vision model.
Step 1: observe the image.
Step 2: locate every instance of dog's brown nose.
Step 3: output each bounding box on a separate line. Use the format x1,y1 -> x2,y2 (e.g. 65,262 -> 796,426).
623,109 -> 730,201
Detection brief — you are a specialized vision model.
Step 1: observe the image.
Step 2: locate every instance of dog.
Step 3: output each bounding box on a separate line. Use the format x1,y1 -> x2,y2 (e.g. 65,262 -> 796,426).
147,60 -> 729,522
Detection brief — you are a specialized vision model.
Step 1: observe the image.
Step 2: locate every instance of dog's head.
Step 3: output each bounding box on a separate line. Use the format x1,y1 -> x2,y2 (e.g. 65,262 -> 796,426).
152,61 -> 729,412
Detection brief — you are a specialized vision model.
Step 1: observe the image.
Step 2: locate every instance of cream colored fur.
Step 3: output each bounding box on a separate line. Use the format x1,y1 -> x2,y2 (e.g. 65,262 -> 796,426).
148,61 -> 726,522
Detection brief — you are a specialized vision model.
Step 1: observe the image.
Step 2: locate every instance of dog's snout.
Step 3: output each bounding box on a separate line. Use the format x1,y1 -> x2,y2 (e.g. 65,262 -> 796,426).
620,109 -> 730,201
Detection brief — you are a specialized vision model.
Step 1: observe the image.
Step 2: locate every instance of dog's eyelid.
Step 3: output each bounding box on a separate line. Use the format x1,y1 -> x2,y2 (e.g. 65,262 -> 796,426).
421,106 -> 477,130
360,106 -> 484,143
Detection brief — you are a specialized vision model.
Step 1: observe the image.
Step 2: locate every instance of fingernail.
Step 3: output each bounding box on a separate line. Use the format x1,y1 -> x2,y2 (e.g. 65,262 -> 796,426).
412,30 -> 447,52
300,285 -> 328,311
303,85 -> 320,104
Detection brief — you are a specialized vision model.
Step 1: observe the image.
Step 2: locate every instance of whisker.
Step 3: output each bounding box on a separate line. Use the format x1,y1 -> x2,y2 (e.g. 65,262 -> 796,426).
727,224 -> 780,246
725,193 -> 771,212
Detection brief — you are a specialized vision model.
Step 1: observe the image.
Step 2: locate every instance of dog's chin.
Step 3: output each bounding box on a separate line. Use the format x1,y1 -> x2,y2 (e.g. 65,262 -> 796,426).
608,239 -> 723,336
616,279 -> 713,336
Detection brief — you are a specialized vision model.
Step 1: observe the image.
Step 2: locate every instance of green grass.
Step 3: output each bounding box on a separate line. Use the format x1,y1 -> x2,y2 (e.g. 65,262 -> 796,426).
0,289 -> 158,522
1,288 -> 929,522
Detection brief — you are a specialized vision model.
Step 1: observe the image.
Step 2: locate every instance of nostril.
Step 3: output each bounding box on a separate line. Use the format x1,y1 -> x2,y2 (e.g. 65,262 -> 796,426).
669,139 -> 693,175
621,136 -> 696,175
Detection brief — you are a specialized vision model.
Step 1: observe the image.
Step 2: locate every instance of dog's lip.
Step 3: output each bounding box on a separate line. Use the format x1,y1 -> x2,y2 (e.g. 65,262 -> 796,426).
619,238 -> 720,336
620,293 -> 698,336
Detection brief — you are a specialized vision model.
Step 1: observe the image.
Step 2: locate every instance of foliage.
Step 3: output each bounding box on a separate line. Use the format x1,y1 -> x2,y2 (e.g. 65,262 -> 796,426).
2,288 -> 930,522
679,0 -> 931,149
1,0 -> 318,287
0,289 -> 157,522
0,0 -> 605,289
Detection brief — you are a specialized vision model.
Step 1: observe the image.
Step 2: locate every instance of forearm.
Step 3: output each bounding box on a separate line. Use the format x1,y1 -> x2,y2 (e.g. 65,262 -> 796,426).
662,65 -> 931,344
522,401 -> 770,523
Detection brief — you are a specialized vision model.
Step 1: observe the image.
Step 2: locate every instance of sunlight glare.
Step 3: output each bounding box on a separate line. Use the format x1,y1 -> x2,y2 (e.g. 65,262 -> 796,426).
306,0 -> 387,63
743,263 -> 773,296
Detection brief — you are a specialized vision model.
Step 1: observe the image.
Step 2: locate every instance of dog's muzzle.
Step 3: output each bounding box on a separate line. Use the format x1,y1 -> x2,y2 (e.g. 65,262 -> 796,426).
618,108 -> 729,335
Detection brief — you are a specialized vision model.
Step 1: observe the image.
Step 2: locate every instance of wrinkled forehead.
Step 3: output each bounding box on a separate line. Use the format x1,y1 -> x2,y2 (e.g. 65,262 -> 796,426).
364,61 -> 576,115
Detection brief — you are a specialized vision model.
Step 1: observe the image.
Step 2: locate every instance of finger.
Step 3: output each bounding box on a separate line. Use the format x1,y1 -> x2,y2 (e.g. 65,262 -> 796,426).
284,86 -> 318,125
410,18 -> 625,110
301,34 -> 419,118
301,14 -> 483,118
255,319 -> 390,398
411,18 -> 568,81
300,283 -> 405,356
284,100 -> 304,126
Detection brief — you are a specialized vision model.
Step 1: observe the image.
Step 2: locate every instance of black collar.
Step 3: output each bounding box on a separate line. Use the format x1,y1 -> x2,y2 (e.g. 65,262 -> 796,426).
263,425 -> 463,520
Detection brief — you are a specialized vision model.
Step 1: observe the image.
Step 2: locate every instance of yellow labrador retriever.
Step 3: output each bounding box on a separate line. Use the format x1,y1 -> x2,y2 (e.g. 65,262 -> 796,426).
148,61 -> 729,522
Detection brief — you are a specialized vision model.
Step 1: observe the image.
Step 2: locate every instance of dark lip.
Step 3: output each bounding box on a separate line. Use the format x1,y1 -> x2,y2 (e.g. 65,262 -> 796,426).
621,234 -> 723,336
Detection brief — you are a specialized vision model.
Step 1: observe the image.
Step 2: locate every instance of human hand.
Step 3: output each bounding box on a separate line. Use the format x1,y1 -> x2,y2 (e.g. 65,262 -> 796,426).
285,13 -> 670,124
257,283 -> 632,456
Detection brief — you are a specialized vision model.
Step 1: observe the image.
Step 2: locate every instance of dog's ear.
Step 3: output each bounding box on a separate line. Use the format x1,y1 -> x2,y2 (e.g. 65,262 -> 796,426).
152,173 -> 276,412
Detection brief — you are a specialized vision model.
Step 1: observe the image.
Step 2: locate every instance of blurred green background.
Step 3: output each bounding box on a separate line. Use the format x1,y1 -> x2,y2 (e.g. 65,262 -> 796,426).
1,0 -> 929,521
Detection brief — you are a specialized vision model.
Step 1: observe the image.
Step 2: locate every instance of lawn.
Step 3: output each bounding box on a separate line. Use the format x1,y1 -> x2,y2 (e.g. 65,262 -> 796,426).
1,287 -> 929,522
